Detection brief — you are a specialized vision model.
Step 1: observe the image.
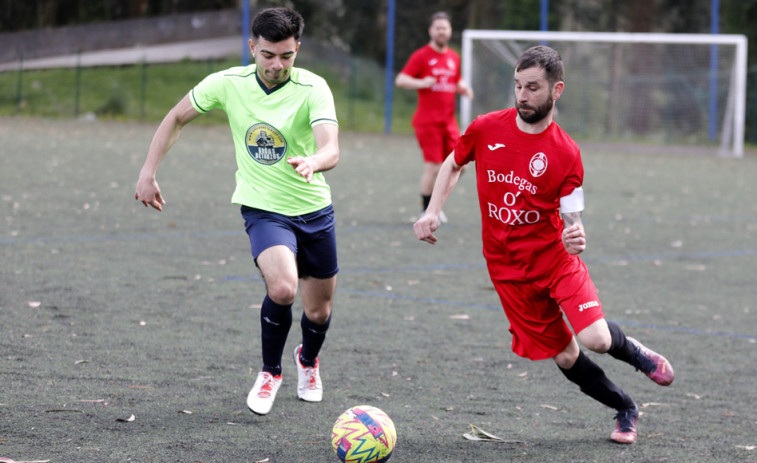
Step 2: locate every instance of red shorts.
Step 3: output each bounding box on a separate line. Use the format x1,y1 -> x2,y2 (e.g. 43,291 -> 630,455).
491,258 -> 604,361
413,119 -> 460,163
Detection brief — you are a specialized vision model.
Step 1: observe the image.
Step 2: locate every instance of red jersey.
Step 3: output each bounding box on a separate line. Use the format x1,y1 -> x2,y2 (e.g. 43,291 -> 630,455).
454,108 -> 583,281
400,45 -> 461,125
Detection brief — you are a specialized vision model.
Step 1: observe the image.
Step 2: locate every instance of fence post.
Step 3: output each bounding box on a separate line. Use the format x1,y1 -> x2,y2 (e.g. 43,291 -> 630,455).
140,59 -> 147,119
750,66 -> 757,144
74,51 -> 82,117
349,57 -> 356,130
15,50 -> 23,113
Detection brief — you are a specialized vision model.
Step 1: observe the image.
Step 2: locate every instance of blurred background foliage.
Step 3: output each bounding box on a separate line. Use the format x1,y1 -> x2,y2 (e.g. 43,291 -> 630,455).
3,0 -> 756,69
1,0 -> 756,138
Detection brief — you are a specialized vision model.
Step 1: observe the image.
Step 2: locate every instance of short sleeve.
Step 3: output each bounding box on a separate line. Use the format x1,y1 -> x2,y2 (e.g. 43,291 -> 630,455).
453,52 -> 462,83
557,148 -> 584,199
453,116 -> 482,166
307,77 -> 338,127
189,71 -> 225,113
400,49 -> 425,78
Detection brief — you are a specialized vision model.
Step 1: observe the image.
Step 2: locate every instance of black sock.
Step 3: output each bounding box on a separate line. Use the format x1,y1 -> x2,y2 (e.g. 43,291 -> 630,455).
260,295 -> 293,377
606,321 -> 636,364
559,351 -> 635,411
421,194 -> 431,211
300,313 -> 331,367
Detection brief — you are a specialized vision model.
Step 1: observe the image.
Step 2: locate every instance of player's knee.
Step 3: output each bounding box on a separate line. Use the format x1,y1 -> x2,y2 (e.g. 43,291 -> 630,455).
266,280 -> 298,305
553,350 -> 577,369
579,333 -> 611,353
553,338 -> 580,369
305,305 -> 331,325
576,319 -> 612,353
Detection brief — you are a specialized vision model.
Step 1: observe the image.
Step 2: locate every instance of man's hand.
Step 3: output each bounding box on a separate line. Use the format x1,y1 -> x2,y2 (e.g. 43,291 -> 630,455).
562,223 -> 586,255
287,156 -> 316,183
458,81 -> 474,100
135,177 -> 166,211
414,212 -> 440,245
395,73 -> 436,91
419,76 -> 437,88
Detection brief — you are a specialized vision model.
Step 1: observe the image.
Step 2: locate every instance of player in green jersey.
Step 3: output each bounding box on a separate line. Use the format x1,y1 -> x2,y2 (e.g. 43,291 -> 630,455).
135,7 -> 340,416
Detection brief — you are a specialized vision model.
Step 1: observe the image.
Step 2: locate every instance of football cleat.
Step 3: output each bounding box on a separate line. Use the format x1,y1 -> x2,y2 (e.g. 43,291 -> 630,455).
611,405 -> 639,444
628,337 -> 675,386
247,371 -> 282,415
294,344 -> 323,402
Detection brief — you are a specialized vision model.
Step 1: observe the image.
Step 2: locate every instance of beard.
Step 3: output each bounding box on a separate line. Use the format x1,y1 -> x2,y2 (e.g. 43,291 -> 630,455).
517,96 -> 553,124
265,69 -> 288,84
432,35 -> 450,49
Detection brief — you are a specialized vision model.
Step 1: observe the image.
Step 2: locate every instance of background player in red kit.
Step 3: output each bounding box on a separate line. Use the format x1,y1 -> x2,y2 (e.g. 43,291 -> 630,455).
396,11 -> 473,222
414,45 -> 674,444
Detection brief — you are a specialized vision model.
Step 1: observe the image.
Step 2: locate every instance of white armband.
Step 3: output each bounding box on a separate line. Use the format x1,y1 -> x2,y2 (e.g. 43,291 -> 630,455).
559,187 -> 584,213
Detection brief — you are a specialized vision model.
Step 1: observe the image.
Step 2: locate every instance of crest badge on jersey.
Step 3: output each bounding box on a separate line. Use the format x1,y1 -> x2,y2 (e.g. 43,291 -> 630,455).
246,123 -> 287,165
529,152 -> 548,177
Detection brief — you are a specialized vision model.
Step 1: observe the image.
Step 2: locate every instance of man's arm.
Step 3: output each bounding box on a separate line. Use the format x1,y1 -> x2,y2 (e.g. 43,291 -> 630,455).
287,123 -> 339,183
413,153 -> 464,244
395,72 -> 436,90
561,212 -> 586,255
560,186 -> 586,254
456,79 -> 474,99
135,94 -> 201,211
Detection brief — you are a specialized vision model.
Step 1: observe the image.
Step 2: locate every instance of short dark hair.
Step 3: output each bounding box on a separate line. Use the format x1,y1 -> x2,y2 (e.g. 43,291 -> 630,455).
429,11 -> 451,27
251,7 -> 304,42
515,45 -> 564,85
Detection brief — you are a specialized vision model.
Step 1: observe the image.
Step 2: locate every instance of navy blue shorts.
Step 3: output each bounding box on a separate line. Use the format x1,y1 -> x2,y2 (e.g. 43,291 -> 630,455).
241,204 -> 339,279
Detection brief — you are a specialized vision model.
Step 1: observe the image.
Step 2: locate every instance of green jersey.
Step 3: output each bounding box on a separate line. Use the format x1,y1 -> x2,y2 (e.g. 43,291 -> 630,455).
190,65 -> 338,216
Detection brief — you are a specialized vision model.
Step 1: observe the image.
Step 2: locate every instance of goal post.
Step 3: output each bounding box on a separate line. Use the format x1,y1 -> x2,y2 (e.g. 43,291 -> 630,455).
461,30 -> 748,157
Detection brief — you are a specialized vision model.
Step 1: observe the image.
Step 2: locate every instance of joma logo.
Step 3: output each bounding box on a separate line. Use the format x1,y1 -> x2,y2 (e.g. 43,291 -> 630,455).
578,301 -> 599,312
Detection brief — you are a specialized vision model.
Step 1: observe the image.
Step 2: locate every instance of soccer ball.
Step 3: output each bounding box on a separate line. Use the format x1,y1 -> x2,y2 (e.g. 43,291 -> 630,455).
331,405 -> 397,463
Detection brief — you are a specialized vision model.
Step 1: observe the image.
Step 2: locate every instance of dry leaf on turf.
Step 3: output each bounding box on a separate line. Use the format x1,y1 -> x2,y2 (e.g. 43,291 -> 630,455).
641,402 -> 665,408
464,424 -> 504,441
463,424 -> 528,446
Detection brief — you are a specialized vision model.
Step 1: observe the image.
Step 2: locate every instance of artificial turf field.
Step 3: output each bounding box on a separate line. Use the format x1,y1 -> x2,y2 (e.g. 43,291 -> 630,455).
1,116 -> 756,462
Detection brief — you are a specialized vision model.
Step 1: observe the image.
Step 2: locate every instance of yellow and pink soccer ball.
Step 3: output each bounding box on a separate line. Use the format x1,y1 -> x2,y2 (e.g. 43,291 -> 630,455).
331,405 -> 397,463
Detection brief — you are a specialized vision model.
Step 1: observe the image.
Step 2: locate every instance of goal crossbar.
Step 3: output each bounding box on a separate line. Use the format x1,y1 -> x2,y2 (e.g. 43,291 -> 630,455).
462,30 -> 748,157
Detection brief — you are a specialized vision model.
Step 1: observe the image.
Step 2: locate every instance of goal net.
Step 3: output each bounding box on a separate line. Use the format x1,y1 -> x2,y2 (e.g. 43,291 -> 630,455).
461,30 -> 748,157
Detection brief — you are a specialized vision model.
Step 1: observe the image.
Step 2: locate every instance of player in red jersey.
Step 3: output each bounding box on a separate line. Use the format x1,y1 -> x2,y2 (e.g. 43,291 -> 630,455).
414,45 -> 674,444
396,11 -> 473,222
